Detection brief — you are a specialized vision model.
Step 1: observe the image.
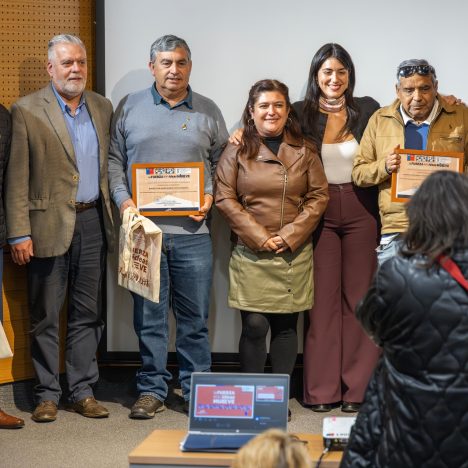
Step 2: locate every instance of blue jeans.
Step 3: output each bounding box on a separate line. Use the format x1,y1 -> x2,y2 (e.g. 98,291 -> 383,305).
132,233 -> 212,402
376,233 -> 402,267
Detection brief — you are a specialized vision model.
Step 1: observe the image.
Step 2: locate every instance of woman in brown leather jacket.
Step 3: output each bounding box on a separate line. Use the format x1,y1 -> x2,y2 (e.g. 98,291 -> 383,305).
215,79 -> 328,400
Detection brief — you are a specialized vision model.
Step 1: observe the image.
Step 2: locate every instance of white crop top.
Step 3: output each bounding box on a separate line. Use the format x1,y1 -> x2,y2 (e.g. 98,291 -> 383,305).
321,139 -> 359,184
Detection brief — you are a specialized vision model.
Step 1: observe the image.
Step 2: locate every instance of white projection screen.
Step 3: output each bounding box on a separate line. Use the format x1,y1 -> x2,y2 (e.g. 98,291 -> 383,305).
97,0 -> 468,359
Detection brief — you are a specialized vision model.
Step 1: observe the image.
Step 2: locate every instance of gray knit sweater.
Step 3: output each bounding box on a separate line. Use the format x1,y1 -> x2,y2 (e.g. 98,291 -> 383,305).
108,85 -> 228,234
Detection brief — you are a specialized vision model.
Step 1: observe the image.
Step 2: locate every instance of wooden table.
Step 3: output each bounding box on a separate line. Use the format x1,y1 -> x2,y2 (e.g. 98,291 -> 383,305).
129,429 -> 342,467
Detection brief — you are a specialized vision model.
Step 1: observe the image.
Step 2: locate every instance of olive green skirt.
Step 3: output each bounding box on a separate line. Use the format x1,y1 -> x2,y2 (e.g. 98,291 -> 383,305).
228,242 -> 313,313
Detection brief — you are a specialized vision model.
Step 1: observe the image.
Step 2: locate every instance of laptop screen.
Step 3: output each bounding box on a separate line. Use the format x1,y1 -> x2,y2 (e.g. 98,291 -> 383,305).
188,373 -> 289,434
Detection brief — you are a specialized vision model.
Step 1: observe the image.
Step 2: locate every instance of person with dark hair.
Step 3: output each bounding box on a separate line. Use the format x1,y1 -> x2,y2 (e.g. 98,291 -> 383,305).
5,35 -> 114,423
0,103 -> 24,429
342,170 -> 468,467
294,43 -> 381,413
215,79 -> 328,414
108,34 -> 229,418
353,58 -> 468,265
229,45 -> 381,413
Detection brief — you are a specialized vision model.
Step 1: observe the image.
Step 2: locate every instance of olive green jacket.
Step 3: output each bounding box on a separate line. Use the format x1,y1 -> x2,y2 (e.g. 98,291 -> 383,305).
352,97 -> 468,234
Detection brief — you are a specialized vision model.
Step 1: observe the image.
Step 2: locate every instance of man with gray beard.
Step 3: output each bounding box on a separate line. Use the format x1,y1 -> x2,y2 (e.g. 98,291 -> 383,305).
5,34 -> 114,423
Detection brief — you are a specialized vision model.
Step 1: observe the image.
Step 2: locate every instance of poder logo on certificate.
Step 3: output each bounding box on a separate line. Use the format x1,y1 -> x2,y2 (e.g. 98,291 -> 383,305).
391,149 -> 463,202
132,162 -> 205,216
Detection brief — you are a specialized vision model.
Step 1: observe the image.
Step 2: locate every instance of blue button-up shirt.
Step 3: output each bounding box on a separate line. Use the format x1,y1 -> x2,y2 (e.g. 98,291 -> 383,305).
52,84 -> 100,202
9,86 -> 101,246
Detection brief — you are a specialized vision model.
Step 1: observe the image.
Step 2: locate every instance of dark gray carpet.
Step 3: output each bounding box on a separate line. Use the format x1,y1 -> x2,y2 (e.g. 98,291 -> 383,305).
0,367 -> 346,468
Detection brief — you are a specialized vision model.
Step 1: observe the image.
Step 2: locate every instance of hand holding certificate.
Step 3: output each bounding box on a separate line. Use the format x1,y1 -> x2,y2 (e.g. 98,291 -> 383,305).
132,162 -> 204,216
391,148 -> 463,202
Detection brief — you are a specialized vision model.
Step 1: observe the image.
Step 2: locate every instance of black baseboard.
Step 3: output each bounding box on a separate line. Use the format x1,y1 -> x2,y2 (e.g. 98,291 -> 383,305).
98,352 -> 303,367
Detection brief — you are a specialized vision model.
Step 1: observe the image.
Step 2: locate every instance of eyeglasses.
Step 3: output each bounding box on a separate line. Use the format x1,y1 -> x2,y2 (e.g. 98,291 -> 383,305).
398,65 -> 435,78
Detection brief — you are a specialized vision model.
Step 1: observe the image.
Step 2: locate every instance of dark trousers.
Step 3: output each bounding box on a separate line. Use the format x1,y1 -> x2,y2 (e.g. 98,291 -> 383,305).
303,183 -> 381,404
239,311 -> 299,376
27,207 -> 106,404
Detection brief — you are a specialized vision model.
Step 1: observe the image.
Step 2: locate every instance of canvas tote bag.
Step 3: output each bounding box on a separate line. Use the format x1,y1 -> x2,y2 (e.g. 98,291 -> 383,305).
118,208 -> 162,303
0,321 -> 13,359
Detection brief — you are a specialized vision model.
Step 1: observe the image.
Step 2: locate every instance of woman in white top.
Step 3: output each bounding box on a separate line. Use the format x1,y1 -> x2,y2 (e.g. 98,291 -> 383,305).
293,43 -> 381,413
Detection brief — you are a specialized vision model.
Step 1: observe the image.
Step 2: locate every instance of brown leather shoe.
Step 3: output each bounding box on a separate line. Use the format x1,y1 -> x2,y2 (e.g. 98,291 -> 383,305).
130,395 -> 165,419
32,401 -> 58,423
0,409 -> 25,428
67,397 -> 109,418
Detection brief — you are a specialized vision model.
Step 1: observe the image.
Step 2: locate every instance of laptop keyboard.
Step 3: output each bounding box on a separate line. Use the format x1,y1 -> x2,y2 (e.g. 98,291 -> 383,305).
182,433 -> 255,451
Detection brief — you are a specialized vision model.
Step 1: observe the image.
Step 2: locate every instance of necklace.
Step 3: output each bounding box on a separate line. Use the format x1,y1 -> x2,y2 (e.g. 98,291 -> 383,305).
319,95 -> 346,113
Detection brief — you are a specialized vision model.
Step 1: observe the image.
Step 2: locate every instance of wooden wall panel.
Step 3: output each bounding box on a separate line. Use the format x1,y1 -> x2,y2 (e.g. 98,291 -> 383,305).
0,0 -> 95,384
0,0 -> 95,108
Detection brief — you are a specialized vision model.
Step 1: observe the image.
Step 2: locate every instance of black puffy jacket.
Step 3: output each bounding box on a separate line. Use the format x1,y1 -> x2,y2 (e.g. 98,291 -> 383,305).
341,251 -> 468,468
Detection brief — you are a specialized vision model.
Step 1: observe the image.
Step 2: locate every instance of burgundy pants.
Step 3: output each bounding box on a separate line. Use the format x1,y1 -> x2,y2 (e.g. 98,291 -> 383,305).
303,183 -> 381,405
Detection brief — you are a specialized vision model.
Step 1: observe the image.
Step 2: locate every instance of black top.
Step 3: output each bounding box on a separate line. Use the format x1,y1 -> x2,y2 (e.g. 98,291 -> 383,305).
263,134 -> 283,155
292,96 -> 380,144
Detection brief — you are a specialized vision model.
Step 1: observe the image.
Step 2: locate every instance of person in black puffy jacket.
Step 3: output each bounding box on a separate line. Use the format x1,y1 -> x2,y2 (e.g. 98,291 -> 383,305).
341,170 -> 468,468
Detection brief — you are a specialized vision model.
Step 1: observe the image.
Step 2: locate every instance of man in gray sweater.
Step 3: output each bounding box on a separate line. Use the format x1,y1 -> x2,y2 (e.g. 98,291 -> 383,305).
108,34 -> 228,418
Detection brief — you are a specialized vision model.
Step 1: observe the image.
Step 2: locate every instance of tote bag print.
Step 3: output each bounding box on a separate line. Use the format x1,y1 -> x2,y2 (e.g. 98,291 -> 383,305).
0,321 -> 13,359
118,208 -> 162,302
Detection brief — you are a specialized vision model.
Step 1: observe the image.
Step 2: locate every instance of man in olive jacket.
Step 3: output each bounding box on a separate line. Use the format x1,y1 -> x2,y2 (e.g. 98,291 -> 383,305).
4,35 -> 114,423
352,59 -> 468,265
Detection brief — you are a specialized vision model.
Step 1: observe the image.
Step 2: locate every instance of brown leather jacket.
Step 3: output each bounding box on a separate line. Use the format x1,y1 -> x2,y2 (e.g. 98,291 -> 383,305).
215,133 -> 328,252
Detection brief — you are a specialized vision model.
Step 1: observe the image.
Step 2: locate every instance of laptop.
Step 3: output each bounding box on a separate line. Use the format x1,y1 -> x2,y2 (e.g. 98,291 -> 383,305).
180,372 -> 289,453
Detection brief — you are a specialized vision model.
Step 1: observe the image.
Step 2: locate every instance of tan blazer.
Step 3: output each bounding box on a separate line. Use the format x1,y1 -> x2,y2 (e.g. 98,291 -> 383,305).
5,84 -> 115,257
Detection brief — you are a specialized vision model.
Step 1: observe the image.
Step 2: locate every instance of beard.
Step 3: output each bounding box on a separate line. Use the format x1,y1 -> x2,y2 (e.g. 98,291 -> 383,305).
55,76 -> 86,99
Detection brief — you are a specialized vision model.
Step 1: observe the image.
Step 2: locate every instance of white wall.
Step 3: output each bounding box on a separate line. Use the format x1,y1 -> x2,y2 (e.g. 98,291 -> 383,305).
104,0 -> 468,353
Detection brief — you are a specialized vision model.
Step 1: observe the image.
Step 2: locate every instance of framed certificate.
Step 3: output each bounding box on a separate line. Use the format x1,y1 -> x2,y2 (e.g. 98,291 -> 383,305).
132,162 -> 204,216
391,149 -> 464,202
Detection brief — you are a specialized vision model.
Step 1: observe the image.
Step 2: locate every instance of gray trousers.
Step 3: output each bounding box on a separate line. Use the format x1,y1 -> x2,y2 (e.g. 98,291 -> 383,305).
27,207 -> 106,404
